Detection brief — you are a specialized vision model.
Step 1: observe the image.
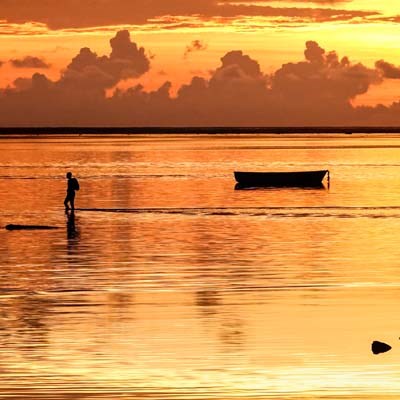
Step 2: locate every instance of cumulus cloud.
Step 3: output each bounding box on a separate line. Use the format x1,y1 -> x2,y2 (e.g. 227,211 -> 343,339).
273,45 -> 380,101
270,45 -> 381,124
60,30 -> 150,92
304,41 -> 325,64
184,40 -> 207,58
375,60 -> 400,79
0,34 -> 398,126
215,50 -> 262,78
10,56 -> 51,69
170,42 -> 381,126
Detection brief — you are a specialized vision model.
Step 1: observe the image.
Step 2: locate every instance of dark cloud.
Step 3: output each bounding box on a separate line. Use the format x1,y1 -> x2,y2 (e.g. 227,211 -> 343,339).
304,41 -> 325,64
273,47 -> 380,103
215,51 -> 262,78
184,40 -> 207,58
269,47 -> 381,125
0,33 -> 398,126
376,60 -> 400,79
0,0 -> 379,30
10,56 -> 51,69
60,30 -> 150,92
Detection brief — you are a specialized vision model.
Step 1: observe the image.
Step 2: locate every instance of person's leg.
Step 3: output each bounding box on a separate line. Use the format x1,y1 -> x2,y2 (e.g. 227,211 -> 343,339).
64,194 -> 70,210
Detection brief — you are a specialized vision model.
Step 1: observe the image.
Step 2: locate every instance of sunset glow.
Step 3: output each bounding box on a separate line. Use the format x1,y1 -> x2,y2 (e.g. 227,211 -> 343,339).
1,1 -> 400,125
4,3 -> 400,400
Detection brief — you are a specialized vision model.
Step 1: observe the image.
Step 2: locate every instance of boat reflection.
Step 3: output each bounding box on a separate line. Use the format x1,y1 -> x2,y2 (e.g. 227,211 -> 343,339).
234,183 -> 327,190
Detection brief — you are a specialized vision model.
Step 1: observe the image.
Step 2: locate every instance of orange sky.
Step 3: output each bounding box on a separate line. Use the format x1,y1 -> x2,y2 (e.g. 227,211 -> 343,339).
1,0 -> 400,125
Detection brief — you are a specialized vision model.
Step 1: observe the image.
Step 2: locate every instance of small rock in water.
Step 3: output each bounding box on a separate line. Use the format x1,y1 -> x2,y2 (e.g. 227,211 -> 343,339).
372,341 -> 392,355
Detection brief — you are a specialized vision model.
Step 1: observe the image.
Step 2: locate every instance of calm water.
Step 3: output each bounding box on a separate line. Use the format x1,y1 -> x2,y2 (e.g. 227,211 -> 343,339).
1,134 -> 400,399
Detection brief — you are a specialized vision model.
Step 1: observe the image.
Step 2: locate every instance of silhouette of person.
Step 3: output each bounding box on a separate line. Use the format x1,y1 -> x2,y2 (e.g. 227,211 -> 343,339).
64,172 -> 79,211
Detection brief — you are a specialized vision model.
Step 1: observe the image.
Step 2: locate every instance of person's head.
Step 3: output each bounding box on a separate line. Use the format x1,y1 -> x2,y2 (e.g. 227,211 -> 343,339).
66,172 -> 72,179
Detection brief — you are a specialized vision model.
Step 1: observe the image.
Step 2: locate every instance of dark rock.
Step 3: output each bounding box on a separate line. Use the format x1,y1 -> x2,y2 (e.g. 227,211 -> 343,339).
372,341 -> 392,355
5,224 -> 59,231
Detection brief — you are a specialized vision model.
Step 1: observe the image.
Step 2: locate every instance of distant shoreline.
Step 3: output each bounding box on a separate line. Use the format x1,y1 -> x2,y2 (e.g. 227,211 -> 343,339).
1,127 -> 400,136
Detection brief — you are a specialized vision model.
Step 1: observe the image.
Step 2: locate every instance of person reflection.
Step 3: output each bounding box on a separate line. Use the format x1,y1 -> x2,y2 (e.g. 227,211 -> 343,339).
66,210 -> 79,240
196,290 -> 220,316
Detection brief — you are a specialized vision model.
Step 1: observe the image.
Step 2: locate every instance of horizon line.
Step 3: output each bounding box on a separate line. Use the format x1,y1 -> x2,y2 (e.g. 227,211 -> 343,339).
1,126 -> 400,135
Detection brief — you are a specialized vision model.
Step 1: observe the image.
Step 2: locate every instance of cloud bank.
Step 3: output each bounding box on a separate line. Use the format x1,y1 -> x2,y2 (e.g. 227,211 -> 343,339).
1,30 -> 400,126
0,0 -> 379,31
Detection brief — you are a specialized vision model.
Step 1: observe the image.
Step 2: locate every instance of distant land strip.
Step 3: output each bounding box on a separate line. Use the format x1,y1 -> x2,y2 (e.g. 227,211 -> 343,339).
1,127 -> 400,136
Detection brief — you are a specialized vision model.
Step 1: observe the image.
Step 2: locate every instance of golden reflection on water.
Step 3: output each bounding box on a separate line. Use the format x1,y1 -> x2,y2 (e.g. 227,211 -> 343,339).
1,135 -> 400,398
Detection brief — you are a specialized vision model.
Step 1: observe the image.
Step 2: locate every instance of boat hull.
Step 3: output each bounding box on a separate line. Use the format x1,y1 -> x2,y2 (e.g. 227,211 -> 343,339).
234,170 -> 328,187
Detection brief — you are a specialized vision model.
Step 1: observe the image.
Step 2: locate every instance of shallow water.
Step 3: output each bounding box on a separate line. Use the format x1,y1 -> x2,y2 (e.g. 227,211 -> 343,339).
1,134 -> 400,399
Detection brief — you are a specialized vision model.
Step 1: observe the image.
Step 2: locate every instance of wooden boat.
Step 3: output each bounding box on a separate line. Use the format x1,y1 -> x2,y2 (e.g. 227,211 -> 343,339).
234,170 -> 329,187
